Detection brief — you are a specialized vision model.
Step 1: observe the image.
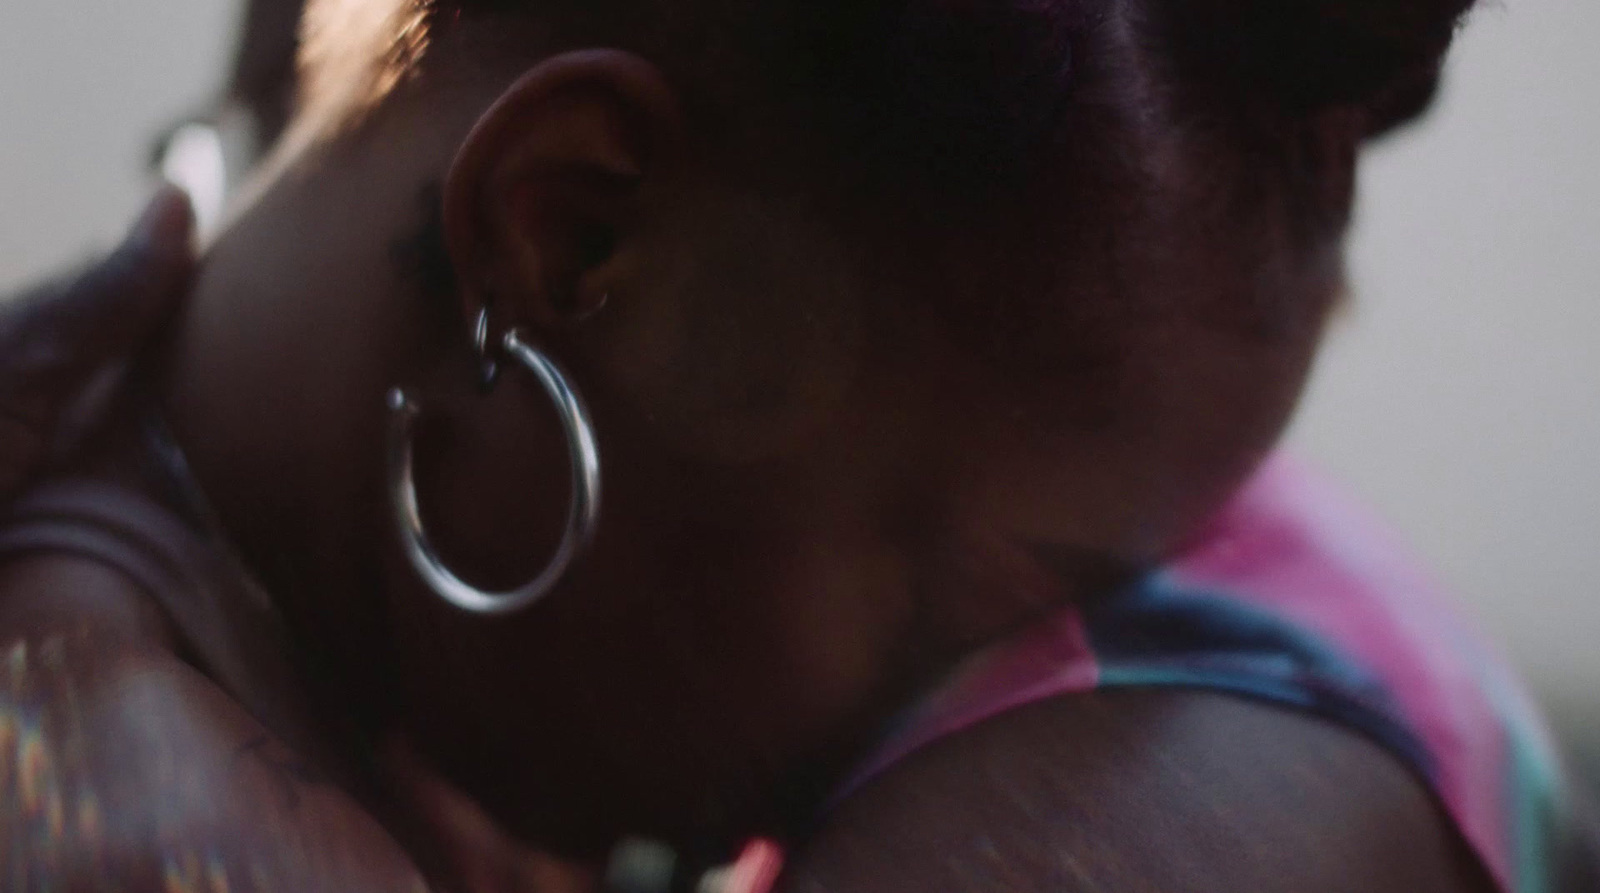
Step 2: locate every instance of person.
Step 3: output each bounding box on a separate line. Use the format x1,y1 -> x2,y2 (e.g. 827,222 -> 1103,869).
3,2 -> 1596,892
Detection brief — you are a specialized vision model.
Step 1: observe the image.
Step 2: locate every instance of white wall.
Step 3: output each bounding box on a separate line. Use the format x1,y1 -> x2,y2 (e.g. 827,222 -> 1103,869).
0,2 -> 1596,754
0,1 -> 238,284
1289,0 -> 1600,745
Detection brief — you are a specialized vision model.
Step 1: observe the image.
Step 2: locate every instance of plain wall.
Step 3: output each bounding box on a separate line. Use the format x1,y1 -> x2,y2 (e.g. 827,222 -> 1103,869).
0,1 -> 237,283
1287,0 -> 1600,768
1,2 -> 1597,761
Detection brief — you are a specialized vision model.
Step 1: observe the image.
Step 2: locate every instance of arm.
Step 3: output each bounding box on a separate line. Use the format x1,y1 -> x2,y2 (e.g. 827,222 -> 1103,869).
780,690 -> 1498,893
0,554 -> 431,893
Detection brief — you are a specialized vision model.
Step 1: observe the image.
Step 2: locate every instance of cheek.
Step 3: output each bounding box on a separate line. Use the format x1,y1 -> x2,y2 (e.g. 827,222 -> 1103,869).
176,186 -> 420,553
379,425 -> 795,844
404,370 -> 574,592
599,200 -> 866,464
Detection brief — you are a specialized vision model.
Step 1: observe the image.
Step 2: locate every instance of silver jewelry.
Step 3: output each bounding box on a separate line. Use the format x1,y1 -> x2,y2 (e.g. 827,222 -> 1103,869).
387,327 -> 602,615
472,306 -> 502,390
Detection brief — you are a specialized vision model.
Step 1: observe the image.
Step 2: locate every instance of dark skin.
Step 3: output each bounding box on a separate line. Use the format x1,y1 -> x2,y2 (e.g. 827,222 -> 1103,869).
0,190 -> 193,497
783,692 -> 1496,893
0,559 -> 1499,892
2,7 -> 1511,891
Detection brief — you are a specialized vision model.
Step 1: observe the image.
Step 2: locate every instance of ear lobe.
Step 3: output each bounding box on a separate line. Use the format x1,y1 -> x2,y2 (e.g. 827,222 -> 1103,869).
443,50 -> 681,330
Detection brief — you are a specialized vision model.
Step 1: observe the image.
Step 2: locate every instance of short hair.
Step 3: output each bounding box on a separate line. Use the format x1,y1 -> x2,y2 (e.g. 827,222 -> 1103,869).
294,0 -> 436,140
296,0 -> 1476,199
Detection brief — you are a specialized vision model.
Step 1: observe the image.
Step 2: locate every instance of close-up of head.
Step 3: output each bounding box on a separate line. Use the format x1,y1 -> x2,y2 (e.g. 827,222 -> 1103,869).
150,0 -> 1480,859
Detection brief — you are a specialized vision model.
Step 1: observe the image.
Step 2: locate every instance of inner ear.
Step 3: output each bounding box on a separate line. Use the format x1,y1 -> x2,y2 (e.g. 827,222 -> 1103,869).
443,50 -> 681,329
492,148 -> 635,317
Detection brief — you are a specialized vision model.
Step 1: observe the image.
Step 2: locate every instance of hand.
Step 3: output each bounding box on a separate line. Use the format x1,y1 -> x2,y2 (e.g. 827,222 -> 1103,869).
0,188 -> 194,496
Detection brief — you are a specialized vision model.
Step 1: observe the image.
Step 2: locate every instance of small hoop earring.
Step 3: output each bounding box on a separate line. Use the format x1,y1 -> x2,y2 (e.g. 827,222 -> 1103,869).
387,329 -> 602,615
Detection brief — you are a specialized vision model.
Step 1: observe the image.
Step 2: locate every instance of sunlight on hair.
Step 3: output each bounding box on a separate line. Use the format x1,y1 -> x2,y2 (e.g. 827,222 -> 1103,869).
295,0 -> 436,141
159,123 -> 229,239
199,0 -> 439,249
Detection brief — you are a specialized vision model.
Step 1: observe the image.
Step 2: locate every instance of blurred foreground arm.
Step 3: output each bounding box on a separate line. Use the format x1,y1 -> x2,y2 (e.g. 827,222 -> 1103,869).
0,191 -> 434,891
0,556 -> 433,892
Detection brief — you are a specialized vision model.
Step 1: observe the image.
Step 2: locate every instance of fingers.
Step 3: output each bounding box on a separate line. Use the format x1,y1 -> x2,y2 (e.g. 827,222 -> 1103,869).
0,188 -> 195,495
0,187 -> 195,399
69,185 -> 196,358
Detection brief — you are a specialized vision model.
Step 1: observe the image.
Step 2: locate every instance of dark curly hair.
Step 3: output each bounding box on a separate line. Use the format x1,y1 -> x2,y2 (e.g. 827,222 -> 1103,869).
309,0 -> 1477,308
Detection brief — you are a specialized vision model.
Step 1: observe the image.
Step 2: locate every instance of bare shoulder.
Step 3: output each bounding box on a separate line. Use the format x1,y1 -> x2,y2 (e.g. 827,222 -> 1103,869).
781,690 -> 1497,893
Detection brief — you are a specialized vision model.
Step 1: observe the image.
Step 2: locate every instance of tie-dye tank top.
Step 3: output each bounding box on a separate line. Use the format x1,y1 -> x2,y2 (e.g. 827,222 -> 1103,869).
725,455 -> 1598,893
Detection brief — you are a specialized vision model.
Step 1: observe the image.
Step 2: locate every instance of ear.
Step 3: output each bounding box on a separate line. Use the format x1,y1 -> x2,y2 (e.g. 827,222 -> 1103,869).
443,50 -> 682,333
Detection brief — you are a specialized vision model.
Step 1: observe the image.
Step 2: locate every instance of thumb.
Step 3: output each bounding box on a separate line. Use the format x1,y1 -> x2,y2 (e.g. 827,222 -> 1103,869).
81,185 -> 196,354
0,187 -> 195,427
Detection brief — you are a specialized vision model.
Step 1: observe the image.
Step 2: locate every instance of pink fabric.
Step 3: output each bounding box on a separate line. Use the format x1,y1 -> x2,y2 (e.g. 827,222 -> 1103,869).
833,454 -> 1531,890
725,839 -> 786,893
1167,455 -> 1512,890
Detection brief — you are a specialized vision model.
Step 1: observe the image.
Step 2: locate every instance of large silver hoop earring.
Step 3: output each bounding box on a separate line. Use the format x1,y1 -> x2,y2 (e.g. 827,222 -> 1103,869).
387,325 -> 602,615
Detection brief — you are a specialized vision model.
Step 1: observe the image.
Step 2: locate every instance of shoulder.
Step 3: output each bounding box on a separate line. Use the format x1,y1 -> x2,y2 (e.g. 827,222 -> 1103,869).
781,690 -> 1496,893
0,552 -> 176,646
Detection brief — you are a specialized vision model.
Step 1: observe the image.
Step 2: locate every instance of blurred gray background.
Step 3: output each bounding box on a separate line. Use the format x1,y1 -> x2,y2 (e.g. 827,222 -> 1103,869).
1,3 -> 1597,777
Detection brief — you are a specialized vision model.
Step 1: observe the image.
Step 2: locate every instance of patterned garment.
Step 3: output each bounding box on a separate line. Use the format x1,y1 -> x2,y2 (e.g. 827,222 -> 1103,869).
821,455 -> 1598,893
